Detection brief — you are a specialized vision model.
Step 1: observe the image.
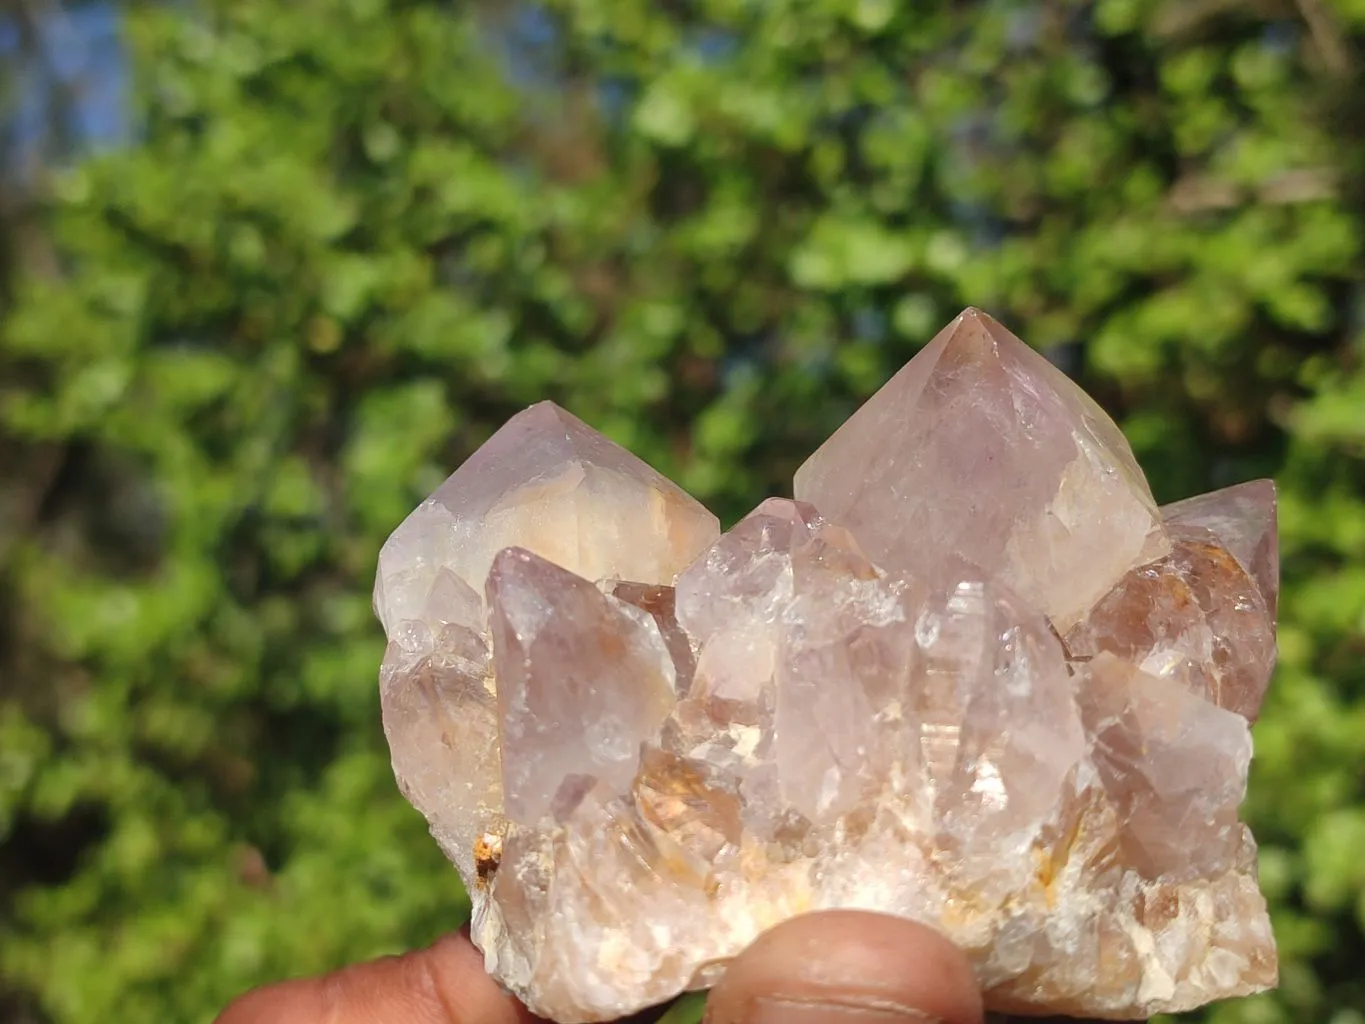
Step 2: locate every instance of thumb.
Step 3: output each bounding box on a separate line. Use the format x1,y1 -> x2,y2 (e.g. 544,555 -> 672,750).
703,911 -> 983,1024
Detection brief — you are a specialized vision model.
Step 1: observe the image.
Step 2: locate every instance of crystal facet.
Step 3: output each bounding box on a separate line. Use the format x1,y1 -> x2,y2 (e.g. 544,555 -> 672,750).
488,547 -> 678,827
1065,525 -> 1277,721
376,311 -> 1278,1023
1079,653 -> 1251,882
379,572 -> 500,881
793,308 -> 1166,629
1162,479 -> 1279,615
373,401 -> 719,634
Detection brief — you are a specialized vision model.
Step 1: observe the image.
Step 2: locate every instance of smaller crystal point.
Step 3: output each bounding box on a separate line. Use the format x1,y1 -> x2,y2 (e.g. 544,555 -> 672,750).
606,581 -> 697,692
794,308 -> 1164,628
674,498 -> 823,645
775,520 -> 909,823
1079,653 -> 1251,881
633,744 -> 744,863
488,547 -> 677,826
1066,525 -> 1277,721
374,402 -> 719,633
910,571 -> 1086,899
1161,479 -> 1279,616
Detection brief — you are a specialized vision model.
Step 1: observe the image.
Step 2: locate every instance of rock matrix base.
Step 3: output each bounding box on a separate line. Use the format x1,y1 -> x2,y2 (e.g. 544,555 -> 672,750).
374,309 -> 1278,1022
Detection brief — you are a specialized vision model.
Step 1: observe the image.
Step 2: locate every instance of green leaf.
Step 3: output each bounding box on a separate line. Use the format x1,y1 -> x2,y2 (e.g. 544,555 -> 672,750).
655,991 -> 708,1024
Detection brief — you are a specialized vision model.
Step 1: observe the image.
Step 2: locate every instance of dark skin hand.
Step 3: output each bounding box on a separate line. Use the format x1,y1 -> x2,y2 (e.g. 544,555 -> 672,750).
215,910 -> 1130,1024
215,910 -> 989,1024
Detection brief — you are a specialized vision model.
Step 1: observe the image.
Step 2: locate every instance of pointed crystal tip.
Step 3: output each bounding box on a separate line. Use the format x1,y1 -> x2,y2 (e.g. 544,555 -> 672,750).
374,401 -> 719,635
795,307 -> 1162,627
1162,479 -> 1279,616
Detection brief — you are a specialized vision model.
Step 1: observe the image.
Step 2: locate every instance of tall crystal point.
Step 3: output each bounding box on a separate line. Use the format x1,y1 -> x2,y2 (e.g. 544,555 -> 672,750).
794,308 -> 1165,628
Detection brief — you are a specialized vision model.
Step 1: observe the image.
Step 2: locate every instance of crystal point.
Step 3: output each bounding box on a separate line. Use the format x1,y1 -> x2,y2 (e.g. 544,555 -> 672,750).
377,312 -> 1278,1024
1066,526 -> 1277,721
488,547 -> 677,827
1162,479 -> 1279,615
794,308 -> 1164,628
774,521 -> 906,822
915,574 -> 1086,899
375,402 -> 719,633
1079,653 -> 1251,882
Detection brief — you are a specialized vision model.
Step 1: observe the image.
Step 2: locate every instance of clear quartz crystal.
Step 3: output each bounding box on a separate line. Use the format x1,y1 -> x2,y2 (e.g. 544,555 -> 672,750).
377,311 -> 1278,1023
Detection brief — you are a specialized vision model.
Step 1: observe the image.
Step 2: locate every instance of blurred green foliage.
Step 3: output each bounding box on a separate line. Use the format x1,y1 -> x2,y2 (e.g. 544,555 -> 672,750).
1,1 -> 1364,1022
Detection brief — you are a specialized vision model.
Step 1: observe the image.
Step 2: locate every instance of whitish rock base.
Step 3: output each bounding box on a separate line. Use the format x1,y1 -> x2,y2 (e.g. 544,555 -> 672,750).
375,309 -> 1278,1022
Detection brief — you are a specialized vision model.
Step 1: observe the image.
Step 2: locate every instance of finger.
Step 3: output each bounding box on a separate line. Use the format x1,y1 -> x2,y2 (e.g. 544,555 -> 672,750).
704,910 -> 983,1024
213,929 -> 541,1024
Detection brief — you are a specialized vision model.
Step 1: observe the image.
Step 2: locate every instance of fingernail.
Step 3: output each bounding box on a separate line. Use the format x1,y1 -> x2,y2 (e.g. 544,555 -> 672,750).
743,996 -> 945,1024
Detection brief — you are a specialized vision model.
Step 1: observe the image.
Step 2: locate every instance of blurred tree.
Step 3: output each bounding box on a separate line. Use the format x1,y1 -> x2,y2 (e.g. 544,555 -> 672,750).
0,1 -> 1363,1022
1,0 -> 125,288
1,0 -> 125,710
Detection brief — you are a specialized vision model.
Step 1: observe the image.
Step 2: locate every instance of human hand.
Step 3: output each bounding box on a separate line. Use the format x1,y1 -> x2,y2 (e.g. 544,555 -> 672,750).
214,910 -> 987,1024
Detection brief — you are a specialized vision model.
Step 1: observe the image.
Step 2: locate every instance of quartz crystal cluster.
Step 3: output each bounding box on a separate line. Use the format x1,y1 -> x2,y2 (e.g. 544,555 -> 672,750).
374,309 -> 1278,1022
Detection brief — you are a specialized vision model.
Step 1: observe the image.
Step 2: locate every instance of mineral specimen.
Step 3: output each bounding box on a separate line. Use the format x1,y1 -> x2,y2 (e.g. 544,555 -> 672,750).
375,308 -> 1278,1022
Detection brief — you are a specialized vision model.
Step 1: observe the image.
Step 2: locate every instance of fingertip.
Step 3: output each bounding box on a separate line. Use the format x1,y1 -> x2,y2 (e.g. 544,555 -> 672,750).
213,978 -> 323,1024
212,930 -> 538,1024
418,929 -> 543,1024
706,911 -> 983,1024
